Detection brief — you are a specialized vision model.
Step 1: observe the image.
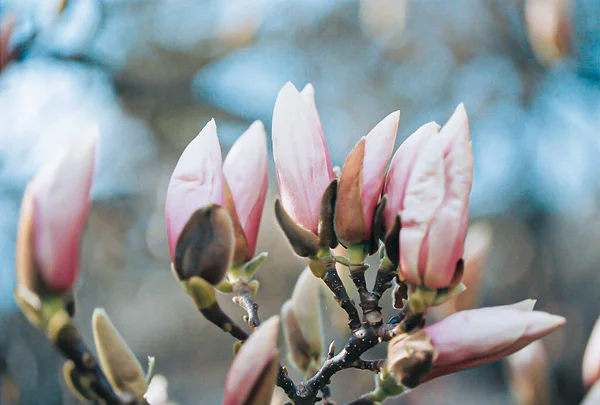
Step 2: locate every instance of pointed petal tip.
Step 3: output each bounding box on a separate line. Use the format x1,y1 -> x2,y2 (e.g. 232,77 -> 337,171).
526,312 -> 566,338
301,83 -> 315,95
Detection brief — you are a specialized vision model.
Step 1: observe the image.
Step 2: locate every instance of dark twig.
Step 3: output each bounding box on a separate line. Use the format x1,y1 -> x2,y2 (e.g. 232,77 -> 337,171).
200,302 -> 249,341
321,258 -> 362,331
372,260 -> 397,301
348,264 -> 382,326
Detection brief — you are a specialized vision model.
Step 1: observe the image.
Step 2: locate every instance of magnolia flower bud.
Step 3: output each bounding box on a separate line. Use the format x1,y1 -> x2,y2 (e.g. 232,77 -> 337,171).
223,121 -> 268,264
335,111 -> 399,247
282,301 -> 314,373
272,82 -> 335,236
583,315 -> 600,388
224,316 -> 280,405
421,304 -> 565,383
92,308 -> 147,398
166,119 -> 225,260
384,104 -> 473,289
506,341 -> 550,405
386,330 -> 438,388
16,130 -> 96,295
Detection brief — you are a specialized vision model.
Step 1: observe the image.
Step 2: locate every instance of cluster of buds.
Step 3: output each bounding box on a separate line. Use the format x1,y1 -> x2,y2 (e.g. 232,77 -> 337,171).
13,82 -> 568,405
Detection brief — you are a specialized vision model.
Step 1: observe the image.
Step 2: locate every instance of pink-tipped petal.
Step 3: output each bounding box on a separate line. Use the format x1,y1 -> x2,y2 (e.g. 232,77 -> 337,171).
399,137 -> 445,285
423,306 -> 565,380
361,110 -> 400,239
272,82 -> 334,234
583,315 -> 600,388
223,316 -> 280,405
166,119 -> 224,260
223,121 -> 268,258
423,105 -> 473,288
29,127 -> 97,292
383,122 -> 440,231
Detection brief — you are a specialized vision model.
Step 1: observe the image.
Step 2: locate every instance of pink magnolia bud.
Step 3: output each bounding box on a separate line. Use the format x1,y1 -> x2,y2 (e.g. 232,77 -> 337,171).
583,315 -> 600,388
223,121 -> 268,261
525,0 -> 571,66
223,316 -> 280,405
165,119 -> 224,260
336,111 -> 399,244
389,104 -> 473,288
272,82 -> 334,235
16,130 -> 97,294
421,305 -> 565,382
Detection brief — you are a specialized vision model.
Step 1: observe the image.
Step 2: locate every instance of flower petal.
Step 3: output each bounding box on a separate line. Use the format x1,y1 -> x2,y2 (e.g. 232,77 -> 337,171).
399,136 -> 445,285
28,128 -> 96,292
361,111 -> 399,239
383,122 -> 439,232
223,121 -> 268,259
272,82 -> 334,234
166,119 -> 224,260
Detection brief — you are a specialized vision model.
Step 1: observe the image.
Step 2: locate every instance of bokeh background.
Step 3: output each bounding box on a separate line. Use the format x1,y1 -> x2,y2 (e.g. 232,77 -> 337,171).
0,0 -> 599,404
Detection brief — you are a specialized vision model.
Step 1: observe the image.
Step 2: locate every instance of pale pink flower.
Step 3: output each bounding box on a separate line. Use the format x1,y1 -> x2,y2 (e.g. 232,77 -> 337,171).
223,121 -> 268,259
272,82 -> 334,234
421,305 -> 565,381
336,111 -> 400,244
583,315 -> 600,388
506,341 -> 550,405
392,104 -> 473,288
223,316 -> 280,405
165,119 -> 224,259
21,129 -> 97,293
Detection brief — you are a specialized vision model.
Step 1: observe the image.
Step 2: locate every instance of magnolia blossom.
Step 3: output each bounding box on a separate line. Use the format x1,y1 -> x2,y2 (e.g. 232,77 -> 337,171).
223,121 -> 268,261
166,119 -> 268,263
383,104 -> 473,289
166,120 -> 224,259
272,82 -> 334,235
583,315 -> 600,388
223,316 -> 280,405
421,305 -> 566,381
335,111 -> 399,245
16,130 -> 96,293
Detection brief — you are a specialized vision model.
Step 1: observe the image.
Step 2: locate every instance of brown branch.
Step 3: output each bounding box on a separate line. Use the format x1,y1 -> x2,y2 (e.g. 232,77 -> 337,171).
348,264 -> 382,326
321,259 -> 362,331
200,302 -> 249,341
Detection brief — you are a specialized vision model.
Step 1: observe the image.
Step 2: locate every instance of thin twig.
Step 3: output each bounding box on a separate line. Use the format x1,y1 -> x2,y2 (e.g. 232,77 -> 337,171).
321,259 -> 362,331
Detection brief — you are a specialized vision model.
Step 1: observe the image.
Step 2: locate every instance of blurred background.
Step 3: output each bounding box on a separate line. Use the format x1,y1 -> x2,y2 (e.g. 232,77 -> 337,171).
0,0 -> 599,404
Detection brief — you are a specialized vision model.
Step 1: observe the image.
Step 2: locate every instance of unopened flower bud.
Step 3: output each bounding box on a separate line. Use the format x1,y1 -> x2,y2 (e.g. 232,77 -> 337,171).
16,130 -> 96,296
173,205 -> 234,285
281,301 -> 314,373
335,111 -> 399,247
421,304 -> 565,382
92,308 -> 146,398
385,105 -> 473,289
224,316 -> 280,405
387,330 -> 438,388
